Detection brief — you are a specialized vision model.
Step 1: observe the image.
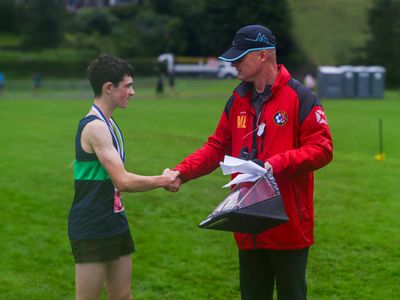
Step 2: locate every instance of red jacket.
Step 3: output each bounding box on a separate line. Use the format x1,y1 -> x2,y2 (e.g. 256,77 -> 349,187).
175,65 -> 333,250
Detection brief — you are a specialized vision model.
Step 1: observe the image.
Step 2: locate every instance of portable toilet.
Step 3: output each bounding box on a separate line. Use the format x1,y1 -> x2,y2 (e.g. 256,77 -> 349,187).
339,65 -> 356,98
353,66 -> 370,98
368,66 -> 385,98
317,66 -> 343,98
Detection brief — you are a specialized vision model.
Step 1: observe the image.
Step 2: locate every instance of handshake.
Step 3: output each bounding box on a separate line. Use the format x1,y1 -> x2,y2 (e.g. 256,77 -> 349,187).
161,168 -> 181,192
158,160 -> 272,193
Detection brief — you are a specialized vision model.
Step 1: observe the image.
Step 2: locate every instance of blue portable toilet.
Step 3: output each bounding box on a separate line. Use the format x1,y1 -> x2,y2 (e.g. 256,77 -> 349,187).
339,65 -> 356,98
317,66 -> 344,98
353,66 -> 370,98
368,66 -> 385,98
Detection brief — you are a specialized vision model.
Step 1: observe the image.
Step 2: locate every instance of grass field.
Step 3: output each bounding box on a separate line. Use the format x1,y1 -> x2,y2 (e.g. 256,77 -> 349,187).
0,78 -> 399,299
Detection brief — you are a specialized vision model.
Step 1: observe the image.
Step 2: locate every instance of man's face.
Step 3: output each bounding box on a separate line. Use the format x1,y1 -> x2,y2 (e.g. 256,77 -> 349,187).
231,51 -> 263,82
111,75 -> 135,108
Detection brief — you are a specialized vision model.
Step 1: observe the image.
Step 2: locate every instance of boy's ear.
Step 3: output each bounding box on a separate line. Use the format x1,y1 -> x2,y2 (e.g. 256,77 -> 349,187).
102,82 -> 113,95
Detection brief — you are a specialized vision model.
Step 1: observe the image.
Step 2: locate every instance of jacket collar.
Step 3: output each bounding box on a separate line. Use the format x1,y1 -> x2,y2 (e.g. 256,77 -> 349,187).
271,64 -> 290,95
233,64 -> 290,104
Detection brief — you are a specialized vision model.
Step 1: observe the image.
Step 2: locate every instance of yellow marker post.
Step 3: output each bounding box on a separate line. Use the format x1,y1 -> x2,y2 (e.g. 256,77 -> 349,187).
374,118 -> 385,161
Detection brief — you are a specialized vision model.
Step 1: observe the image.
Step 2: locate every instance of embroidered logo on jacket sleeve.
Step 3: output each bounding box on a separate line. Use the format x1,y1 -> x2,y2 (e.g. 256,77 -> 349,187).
315,110 -> 328,125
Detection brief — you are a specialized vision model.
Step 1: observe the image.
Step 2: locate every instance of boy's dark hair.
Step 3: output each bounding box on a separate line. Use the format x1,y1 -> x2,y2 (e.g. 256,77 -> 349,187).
87,54 -> 134,97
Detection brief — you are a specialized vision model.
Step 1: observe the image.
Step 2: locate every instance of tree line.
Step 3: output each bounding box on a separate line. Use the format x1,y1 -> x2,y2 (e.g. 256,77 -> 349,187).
359,0 -> 400,86
0,0 -> 399,85
0,0 -> 305,69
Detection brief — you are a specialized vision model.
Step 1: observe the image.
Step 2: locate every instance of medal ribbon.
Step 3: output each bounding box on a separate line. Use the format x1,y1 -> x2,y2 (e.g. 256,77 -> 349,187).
92,104 -> 125,162
92,104 -> 126,213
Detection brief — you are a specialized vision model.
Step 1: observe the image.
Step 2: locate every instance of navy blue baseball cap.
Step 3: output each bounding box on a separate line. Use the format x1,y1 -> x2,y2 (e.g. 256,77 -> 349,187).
219,25 -> 276,62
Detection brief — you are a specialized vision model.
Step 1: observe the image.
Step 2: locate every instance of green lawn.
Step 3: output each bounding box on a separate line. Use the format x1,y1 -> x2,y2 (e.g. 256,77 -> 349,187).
0,78 -> 399,299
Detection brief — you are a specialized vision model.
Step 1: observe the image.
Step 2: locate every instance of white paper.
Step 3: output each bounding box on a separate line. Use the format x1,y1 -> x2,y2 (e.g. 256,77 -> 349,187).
220,155 -> 266,176
222,173 -> 260,188
220,155 -> 267,188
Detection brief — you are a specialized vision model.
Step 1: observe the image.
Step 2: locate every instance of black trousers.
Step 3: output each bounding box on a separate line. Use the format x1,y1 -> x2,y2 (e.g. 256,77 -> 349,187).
239,248 -> 309,300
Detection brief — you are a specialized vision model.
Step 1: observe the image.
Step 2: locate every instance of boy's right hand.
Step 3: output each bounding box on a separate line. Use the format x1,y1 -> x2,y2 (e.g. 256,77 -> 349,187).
162,168 -> 181,192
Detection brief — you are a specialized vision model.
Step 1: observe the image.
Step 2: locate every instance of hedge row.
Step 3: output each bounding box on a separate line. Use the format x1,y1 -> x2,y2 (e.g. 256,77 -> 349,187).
0,57 -> 158,78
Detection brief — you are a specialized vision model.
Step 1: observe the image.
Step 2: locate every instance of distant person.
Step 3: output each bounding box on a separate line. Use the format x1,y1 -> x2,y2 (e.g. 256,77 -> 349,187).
156,69 -> 164,96
0,72 -> 5,95
304,73 -> 316,91
33,72 -> 43,92
68,54 -> 179,300
168,70 -> 175,92
168,25 -> 333,300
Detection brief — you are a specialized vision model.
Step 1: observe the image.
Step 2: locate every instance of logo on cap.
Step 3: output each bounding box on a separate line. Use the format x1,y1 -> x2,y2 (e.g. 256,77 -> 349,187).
273,111 -> 288,126
219,25 -> 276,62
245,33 -> 269,44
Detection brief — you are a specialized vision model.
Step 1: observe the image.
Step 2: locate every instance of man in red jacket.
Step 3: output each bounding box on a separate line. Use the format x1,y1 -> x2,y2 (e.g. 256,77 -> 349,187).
173,25 -> 333,300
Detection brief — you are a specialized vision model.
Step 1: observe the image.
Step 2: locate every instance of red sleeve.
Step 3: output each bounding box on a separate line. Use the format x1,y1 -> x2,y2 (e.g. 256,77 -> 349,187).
267,105 -> 333,177
174,110 -> 232,183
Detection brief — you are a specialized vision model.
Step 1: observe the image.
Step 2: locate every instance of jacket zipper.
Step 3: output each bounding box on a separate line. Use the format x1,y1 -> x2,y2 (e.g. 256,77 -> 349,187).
251,111 -> 258,157
252,93 -> 270,249
260,124 -> 265,153
295,192 -> 303,222
258,91 -> 271,155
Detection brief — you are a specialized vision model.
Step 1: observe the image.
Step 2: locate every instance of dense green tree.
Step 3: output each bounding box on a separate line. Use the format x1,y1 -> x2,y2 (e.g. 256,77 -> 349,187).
109,4 -> 138,21
20,0 -> 65,49
151,0 -> 174,14
6,0 -> 306,72
163,17 -> 187,54
0,0 -> 16,32
111,8 -> 185,57
147,0 -> 306,67
146,0 -> 204,56
363,0 -> 400,86
200,0 -> 305,67
74,8 -> 118,35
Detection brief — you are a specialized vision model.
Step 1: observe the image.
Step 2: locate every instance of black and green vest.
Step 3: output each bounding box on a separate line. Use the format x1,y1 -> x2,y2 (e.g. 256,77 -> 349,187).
68,115 -> 129,239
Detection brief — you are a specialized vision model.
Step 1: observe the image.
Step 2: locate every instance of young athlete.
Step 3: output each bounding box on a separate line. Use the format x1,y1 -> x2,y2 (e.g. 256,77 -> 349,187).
68,54 -> 179,300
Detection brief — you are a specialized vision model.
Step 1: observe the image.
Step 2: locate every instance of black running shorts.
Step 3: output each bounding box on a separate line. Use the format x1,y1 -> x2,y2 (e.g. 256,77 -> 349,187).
70,230 -> 135,263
